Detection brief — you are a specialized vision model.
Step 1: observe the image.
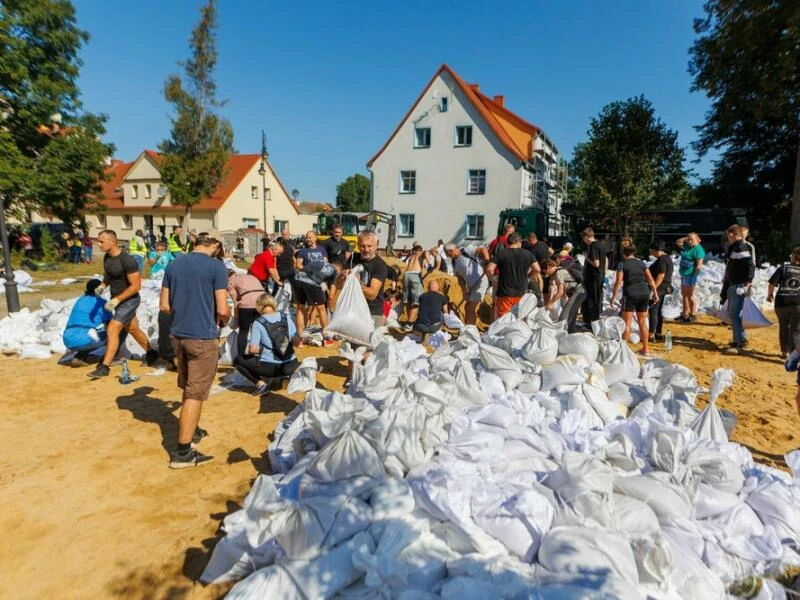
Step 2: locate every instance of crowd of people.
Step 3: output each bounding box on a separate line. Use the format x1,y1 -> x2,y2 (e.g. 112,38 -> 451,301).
55,216 -> 800,468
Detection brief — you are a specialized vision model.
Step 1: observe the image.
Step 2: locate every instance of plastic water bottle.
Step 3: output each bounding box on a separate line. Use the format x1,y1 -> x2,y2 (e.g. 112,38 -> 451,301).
664,330 -> 673,352
119,359 -> 139,384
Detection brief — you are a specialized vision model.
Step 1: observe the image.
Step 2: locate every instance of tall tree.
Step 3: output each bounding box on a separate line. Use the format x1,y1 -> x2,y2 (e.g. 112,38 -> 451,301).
571,95 -> 690,234
335,173 -> 370,212
158,0 -> 233,231
689,0 -> 800,243
0,0 -> 112,222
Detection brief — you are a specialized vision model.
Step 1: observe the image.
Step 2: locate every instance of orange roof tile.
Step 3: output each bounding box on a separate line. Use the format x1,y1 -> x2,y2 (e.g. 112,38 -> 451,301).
367,63 -> 541,167
93,151 -> 299,215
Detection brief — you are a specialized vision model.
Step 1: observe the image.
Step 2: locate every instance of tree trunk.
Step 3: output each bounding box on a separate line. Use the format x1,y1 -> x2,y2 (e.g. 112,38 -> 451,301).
791,136 -> 800,242
185,204 -> 192,235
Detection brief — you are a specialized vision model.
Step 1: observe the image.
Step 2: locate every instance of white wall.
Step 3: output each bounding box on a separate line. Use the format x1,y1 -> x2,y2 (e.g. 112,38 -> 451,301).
370,70 -> 523,248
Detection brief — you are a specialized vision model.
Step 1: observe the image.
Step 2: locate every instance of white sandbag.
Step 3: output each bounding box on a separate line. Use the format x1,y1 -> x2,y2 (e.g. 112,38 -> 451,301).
512,292 -> 539,320
274,284 -> 292,313
583,384 -> 624,425
611,494 -> 660,536
599,340 -> 640,387
442,312 -> 464,330
286,357 -> 317,394
613,472 -> 693,520
607,381 -> 649,408
690,368 -> 735,443
200,532 -> 278,584
540,355 -> 591,390
305,430 -> 385,483
226,531 -> 375,600
18,343 -> 51,359
304,389 -> 378,446
557,332 -> 599,362
592,316 -> 625,341
746,480 -> 800,543
217,330 -> 237,366
716,298 -> 773,328
471,487 -> 554,561
325,270 -> 376,346
520,327 -> 559,365
479,343 -> 523,391
538,525 -> 639,587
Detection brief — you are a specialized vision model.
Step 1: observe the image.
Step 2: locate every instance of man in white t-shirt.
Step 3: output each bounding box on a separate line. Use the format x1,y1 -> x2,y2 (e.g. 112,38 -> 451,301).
445,243 -> 489,325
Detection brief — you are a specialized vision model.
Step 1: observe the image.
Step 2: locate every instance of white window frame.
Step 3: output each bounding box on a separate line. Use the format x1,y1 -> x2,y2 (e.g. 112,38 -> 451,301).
273,219 -> 288,234
398,213 -> 415,238
465,214 -> 484,240
131,185 -> 138,199
242,218 -> 258,229
414,127 -> 431,149
121,215 -> 133,230
400,170 -> 416,194
455,125 -> 473,147
97,214 -> 107,228
250,185 -> 259,199
144,184 -> 152,199
467,169 -> 486,195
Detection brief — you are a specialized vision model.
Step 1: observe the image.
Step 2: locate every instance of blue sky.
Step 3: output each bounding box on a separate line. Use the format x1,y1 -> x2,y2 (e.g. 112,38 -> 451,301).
73,0 -> 713,203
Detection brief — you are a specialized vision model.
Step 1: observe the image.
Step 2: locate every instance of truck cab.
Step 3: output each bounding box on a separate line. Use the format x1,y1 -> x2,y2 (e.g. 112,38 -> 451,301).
497,209 -> 547,239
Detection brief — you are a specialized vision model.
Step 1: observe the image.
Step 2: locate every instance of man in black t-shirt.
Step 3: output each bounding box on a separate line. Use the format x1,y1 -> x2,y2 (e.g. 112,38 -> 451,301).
276,229 -> 297,284
580,227 -> 605,324
322,224 -> 352,264
346,230 -> 389,326
414,280 -> 449,344
521,232 -> 550,263
88,230 -> 158,379
486,233 -> 536,318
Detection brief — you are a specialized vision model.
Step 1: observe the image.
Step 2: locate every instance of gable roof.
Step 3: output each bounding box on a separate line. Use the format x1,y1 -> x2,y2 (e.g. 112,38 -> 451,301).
96,160 -> 132,209
95,151 -> 299,214
367,63 -> 541,168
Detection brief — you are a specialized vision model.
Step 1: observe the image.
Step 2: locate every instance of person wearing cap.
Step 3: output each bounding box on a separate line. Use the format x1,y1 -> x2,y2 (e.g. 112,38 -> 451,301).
60,279 -> 124,366
647,240 -> 674,342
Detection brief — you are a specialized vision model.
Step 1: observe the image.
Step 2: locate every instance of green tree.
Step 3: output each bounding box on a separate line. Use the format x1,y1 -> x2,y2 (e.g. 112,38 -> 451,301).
689,0 -> 800,244
335,173 -> 371,212
571,95 -> 690,235
0,0 -> 113,222
158,0 -> 233,230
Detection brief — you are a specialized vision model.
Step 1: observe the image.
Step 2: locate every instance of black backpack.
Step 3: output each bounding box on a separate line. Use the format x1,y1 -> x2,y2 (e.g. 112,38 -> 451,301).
257,314 -> 294,361
559,259 -> 584,285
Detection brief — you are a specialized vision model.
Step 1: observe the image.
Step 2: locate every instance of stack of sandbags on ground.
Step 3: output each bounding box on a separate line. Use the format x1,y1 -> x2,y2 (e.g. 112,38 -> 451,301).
0,269 -> 34,294
202,294 -> 800,597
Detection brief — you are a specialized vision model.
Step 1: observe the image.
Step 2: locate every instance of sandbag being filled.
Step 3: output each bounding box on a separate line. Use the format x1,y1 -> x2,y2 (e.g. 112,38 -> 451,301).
325,269 -> 376,347
716,298 -> 772,328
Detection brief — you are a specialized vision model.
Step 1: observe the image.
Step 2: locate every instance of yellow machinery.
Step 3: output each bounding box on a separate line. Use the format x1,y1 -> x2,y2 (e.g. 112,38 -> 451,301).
315,212 -> 364,246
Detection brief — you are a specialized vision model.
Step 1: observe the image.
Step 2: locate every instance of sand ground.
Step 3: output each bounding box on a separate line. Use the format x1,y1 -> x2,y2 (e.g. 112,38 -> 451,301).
0,315 -> 798,599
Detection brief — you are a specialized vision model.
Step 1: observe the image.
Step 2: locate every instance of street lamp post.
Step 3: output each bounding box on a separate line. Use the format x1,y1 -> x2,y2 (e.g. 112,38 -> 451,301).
0,193 -> 20,314
258,130 -> 270,244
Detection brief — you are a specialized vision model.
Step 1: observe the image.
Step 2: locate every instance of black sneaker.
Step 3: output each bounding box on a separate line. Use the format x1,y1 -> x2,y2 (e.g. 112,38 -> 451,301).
145,349 -> 160,366
192,427 -> 208,447
169,449 -> 214,469
88,363 -> 110,379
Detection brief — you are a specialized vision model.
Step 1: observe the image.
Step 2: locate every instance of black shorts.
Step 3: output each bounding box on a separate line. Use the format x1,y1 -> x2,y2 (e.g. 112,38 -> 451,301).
621,295 -> 649,313
112,296 -> 140,325
292,279 -> 325,307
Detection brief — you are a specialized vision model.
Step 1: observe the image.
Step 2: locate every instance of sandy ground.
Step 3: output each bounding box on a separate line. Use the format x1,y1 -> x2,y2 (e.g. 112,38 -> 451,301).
0,314 -> 798,598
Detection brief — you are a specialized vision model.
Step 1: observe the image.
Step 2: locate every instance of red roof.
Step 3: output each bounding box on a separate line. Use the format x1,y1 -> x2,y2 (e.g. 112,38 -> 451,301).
367,63 -> 541,167
94,151 -> 298,214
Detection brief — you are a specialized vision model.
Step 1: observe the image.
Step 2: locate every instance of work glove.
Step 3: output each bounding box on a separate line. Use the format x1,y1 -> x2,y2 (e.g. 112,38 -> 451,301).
105,297 -> 120,312
785,351 -> 800,373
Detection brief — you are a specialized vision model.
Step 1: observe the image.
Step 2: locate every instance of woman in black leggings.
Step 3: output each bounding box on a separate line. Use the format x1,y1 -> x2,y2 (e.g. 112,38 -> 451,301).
234,293 -> 300,395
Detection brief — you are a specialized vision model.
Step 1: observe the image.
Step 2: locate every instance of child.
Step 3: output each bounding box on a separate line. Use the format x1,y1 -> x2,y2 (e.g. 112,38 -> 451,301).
148,241 -> 174,277
234,293 -> 302,396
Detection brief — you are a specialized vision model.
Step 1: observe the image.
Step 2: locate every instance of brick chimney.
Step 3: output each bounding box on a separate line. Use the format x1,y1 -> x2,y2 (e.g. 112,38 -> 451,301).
493,95 -> 505,107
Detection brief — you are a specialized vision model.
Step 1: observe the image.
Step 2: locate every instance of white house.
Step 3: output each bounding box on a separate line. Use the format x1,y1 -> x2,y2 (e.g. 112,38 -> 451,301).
87,149 -> 316,240
367,64 -> 567,248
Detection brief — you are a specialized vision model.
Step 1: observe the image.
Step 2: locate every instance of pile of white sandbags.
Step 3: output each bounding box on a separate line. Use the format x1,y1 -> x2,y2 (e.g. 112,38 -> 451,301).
202,299 -> 800,598
0,270 -> 34,294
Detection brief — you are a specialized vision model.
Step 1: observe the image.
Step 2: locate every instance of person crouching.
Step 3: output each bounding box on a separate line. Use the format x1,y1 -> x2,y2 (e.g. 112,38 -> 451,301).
413,280 -> 449,345
234,293 -> 301,396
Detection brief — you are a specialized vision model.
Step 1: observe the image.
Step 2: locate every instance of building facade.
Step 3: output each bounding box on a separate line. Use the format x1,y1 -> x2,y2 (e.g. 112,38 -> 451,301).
88,150 -> 315,242
368,64 -> 567,247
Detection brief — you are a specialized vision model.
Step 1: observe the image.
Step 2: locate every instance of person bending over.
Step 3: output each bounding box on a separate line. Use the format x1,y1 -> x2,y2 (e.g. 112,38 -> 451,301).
234,293 -> 301,396
60,279 -> 125,366
413,280 -> 449,345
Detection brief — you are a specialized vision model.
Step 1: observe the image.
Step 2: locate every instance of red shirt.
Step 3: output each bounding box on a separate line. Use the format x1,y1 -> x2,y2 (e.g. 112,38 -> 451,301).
248,251 -> 276,282
489,234 -> 509,256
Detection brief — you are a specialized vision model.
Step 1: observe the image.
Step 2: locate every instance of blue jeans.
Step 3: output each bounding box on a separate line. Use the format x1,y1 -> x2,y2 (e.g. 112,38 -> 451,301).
728,283 -> 747,343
